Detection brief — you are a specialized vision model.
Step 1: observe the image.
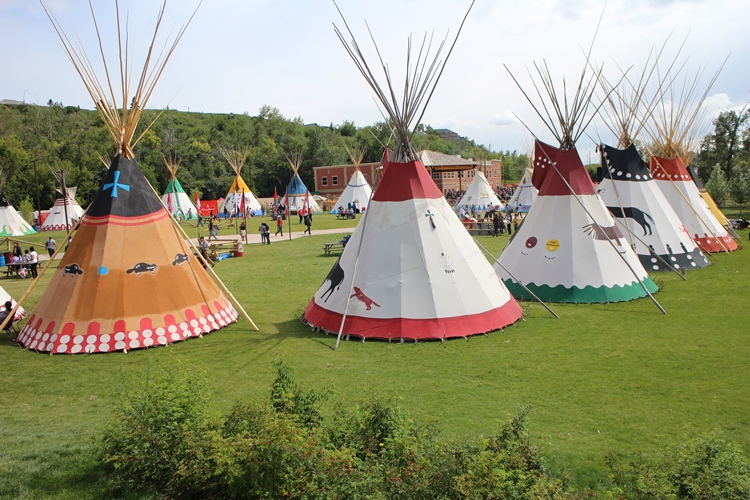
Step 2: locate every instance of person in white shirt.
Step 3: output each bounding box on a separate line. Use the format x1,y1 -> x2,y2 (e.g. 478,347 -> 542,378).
28,246 -> 38,278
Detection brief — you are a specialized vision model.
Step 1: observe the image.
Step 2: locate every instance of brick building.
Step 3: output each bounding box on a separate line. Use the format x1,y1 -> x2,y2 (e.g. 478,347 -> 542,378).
313,150 -> 503,199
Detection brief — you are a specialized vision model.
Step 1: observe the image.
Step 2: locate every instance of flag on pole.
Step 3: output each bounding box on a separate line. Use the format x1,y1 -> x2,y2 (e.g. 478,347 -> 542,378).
195,191 -> 201,214
273,187 -> 278,207
284,192 -> 289,217
167,191 -> 173,214
303,189 -> 310,216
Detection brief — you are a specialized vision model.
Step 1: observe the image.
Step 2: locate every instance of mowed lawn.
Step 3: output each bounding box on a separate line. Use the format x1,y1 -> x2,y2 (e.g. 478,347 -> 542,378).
0,213 -> 748,496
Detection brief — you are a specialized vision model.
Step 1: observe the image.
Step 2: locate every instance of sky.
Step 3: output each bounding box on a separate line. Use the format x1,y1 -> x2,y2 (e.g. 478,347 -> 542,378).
2,0 -> 749,161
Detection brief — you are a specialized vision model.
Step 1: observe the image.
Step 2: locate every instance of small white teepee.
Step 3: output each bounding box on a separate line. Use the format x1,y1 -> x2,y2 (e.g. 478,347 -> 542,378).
39,186 -> 84,232
507,167 -> 537,213
331,144 -> 373,214
0,197 -> 36,237
283,150 -> 322,214
218,146 -> 262,216
455,168 -> 504,213
161,155 -> 198,219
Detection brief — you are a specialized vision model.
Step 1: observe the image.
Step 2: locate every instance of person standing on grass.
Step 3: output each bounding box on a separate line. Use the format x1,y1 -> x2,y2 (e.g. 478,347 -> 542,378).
303,213 -> 312,235
28,246 -> 38,279
275,215 -> 284,236
239,220 -> 247,243
45,236 -> 57,258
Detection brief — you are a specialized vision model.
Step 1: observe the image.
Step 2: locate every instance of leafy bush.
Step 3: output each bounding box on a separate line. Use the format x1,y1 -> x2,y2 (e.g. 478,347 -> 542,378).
97,363 -> 216,498
97,361 -> 750,499
608,433 -> 750,499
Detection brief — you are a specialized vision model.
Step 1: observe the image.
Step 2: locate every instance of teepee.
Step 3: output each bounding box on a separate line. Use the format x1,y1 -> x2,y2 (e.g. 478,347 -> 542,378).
645,63 -> 738,253
283,150 -> 322,214
304,1 -> 523,343
508,166 -> 537,213
496,52 -> 659,304
455,168 -> 504,213
0,284 -> 26,322
218,145 -> 262,216
39,185 -> 84,232
330,143 -> 373,214
18,1 -> 242,354
596,57 -> 709,272
687,165 -> 739,238
0,197 -> 35,237
161,155 -> 198,219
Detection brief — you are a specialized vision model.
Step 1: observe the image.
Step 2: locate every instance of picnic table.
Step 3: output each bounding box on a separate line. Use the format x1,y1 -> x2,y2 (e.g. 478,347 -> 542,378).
3,263 -> 25,277
336,211 -> 356,220
323,242 -> 345,255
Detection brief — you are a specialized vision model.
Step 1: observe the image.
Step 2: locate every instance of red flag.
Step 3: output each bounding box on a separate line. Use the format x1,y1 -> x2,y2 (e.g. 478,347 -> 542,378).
273,187 -> 278,206
304,189 -> 310,215
284,193 -> 289,217
167,192 -> 173,213
195,191 -> 201,214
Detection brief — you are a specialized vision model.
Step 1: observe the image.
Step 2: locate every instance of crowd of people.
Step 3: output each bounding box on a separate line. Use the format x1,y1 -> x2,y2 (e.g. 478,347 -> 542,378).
444,184 -> 516,205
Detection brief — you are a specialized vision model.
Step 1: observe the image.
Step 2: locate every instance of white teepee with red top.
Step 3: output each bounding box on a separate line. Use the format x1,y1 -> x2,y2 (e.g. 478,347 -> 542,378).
650,156 -> 737,253
304,2 -> 522,342
497,52 -> 659,305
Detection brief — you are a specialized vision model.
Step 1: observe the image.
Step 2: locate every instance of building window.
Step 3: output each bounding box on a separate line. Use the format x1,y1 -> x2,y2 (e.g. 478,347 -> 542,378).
433,172 -> 440,180
321,177 -> 328,186
332,176 -> 338,186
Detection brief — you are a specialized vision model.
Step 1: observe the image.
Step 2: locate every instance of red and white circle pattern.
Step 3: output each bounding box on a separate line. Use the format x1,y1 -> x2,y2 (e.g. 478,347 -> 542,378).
17,300 -> 238,354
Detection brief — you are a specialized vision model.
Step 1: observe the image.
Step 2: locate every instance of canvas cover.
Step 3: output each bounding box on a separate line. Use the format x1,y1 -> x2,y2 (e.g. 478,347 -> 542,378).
0,285 -> 26,321
161,177 -> 198,219
17,155 -> 238,354
330,169 -> 372,214
650,156 -> 738,253
455,169 -> 504,212
599,144 -> 709,272
0,197 -> 36,236
219,176 -> 262,215
39,191 -> 84,231
304,158 -> 523,341
507,167 -> 537,213
285,173 -> 322,213
495,140 -> 658,303
686,165 -> 739,238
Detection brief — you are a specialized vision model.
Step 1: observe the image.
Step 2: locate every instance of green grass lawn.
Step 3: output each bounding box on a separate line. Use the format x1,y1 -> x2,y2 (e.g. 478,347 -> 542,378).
0,214 -> 748,497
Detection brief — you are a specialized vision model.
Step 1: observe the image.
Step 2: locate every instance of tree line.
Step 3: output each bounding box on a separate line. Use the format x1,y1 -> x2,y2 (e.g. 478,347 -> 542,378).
0,102 -> 531,212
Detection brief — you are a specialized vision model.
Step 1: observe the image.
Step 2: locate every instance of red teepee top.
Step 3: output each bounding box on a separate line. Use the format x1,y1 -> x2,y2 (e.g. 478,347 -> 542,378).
372,159 -> 443,202
650,155 -> 692,182
532,140 -> 596,196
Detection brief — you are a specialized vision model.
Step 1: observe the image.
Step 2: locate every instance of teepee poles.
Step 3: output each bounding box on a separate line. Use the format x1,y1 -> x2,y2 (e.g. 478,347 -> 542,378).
145,180 -> 258,330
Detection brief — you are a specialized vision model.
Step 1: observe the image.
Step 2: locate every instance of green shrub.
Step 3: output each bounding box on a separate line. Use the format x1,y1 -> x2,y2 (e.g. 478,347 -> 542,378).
607,433 -> 750,499
97,363 -> 216,497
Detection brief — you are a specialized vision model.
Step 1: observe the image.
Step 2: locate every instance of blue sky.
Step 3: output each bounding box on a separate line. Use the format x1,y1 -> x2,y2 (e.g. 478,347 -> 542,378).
2,0 -> 748,158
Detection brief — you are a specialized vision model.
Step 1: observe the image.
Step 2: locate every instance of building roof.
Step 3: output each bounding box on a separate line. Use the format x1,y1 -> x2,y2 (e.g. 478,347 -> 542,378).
419,150 -> 477,172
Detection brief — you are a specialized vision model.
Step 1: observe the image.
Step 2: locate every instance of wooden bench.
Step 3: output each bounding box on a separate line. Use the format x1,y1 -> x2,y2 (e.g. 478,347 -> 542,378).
323,242 -> 345,255
2,264 -> 24,277
336,212 -> 356,220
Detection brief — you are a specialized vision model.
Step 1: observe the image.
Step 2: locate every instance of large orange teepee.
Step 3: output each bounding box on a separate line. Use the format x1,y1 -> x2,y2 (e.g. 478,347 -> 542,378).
17,1 -> 244,354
